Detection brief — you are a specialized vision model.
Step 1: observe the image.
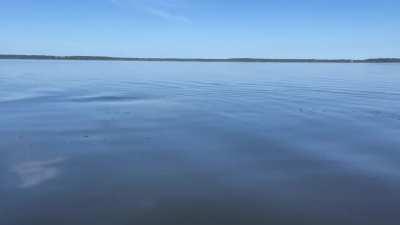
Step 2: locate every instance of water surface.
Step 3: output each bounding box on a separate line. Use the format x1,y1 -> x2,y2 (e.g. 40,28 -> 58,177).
1,60 -> 400,225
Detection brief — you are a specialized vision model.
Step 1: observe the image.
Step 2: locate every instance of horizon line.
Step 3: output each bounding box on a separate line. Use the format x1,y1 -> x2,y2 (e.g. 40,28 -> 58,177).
1,54 -> 399,63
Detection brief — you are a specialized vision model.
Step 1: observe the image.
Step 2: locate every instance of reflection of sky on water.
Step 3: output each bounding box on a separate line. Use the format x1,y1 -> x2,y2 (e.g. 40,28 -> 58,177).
12,157 -> 67,188
1,61 -> 400,225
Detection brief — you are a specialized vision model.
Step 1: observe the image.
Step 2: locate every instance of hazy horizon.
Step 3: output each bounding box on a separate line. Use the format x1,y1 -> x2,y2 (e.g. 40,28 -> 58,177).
1,0 -> 399,59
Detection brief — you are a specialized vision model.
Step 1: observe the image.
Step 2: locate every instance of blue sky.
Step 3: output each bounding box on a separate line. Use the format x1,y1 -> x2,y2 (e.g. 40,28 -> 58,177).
1,0 -> 399,58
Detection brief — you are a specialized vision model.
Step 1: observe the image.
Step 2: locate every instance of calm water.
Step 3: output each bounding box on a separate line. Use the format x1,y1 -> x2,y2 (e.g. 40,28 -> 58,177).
1,60 -> 400,225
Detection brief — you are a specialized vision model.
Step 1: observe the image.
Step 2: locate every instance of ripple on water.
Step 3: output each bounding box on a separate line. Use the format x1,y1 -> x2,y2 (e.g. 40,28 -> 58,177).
67,94 -> 154,103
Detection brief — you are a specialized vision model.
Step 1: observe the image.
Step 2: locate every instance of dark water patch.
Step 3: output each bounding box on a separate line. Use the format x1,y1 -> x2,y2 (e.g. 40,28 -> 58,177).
365,109 -> 400,121
0,95 -> 63,104
67,94 -> 155,103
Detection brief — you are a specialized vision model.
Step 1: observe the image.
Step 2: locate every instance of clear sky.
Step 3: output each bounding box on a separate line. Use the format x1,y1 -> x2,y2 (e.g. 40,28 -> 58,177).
1,0 -> 399,58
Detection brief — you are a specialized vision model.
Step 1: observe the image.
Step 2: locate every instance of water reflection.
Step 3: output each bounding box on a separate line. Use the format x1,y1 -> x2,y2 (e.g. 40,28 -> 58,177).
0,61 -> 400,225
12,157 -> 67,188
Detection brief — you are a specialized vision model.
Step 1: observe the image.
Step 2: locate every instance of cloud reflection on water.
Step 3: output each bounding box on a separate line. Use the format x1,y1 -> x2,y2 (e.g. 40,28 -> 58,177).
12,157 -> 67,188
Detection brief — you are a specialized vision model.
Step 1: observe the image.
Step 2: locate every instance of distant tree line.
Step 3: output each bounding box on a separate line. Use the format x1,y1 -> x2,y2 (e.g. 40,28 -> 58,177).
0,54 -> 399,63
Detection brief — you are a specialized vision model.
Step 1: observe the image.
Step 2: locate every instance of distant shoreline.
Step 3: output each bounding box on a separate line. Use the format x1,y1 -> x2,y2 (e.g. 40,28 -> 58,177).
1,54 -> 400,63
